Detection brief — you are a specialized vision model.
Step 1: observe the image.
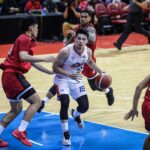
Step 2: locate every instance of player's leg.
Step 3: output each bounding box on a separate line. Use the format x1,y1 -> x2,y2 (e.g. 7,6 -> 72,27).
82,65 -> 115,105
142,100 -> 150,131
143,134 -> 150,150
37,84 -> 56,112
59,94 -> 71,146
54,79 -> 71,146
0,102 -> 23,147
71,95 -> 89,128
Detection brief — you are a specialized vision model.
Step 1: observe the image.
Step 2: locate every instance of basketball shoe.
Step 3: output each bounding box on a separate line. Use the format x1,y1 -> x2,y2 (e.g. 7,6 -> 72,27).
105,87 -> 115,106
114,42 -> 121,51
62,131 -> 71,146
12,129 -> 32,146
0,139 -> 8,147
71,109 -> 84,128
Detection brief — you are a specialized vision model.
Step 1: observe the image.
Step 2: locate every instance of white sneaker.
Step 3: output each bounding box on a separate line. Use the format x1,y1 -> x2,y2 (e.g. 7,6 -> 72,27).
62,131 -> 71,146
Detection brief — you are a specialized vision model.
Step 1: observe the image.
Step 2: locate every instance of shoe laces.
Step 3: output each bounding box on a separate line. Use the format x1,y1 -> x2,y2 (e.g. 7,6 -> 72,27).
20,131 -> 27,139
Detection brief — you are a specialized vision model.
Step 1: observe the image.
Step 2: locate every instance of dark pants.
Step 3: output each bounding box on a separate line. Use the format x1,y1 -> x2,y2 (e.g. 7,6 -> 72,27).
117,12 -> 150,46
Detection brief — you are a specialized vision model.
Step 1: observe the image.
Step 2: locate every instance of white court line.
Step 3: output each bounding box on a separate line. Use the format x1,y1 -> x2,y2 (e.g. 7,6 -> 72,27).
29,140 -> 43,146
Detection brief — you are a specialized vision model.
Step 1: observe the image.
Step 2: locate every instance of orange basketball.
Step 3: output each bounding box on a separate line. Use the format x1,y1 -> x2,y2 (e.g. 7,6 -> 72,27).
95,73 -> 112,89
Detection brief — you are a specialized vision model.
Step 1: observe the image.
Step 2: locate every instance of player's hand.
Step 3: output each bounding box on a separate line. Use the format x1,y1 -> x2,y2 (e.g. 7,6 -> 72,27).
124,109 -> 138,121
133,0 -> 137,3
43,56 -> 55,63
68,73 -> 82,81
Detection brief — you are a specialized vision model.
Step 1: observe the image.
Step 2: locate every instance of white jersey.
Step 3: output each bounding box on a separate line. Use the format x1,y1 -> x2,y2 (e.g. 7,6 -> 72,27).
55,43 -> 89,83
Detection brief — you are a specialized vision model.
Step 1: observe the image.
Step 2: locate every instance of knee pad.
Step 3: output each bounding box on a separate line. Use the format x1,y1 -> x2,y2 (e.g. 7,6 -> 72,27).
59,94 -> 70,120
76,95 -> 89,113
49,84 -> 56,96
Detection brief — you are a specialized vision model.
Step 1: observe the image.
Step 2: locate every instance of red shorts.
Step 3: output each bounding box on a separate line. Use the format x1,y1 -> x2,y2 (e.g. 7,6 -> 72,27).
142,100 -> 150,129
2,70 -> 35,102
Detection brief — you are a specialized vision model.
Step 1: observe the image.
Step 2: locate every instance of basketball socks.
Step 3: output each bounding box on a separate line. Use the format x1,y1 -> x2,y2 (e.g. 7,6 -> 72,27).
0,125 -> 4,135
43,97 -> 50,104
104,88 -> 110,94
18,120 -> 29,131
61,121 -> 69,132
72,110 -> 81,118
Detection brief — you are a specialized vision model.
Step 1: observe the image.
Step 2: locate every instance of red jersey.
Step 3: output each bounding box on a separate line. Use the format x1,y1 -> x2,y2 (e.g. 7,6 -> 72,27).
1,34 -> 36,74
144,83 -> 150,101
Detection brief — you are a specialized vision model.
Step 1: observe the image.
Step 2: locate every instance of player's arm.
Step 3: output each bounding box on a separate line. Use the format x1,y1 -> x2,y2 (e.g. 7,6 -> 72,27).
133,0 -> 148,9
124,74 -> 150,121
19,51 -> 55,63
52,48 -> 70,76
87,26 -> 96,43
86,48 -> 102,74
32,63 -> 54,75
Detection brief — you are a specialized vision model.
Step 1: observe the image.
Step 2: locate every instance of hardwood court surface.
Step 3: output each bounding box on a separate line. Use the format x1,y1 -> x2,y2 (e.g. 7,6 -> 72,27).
0,44 -> 150,134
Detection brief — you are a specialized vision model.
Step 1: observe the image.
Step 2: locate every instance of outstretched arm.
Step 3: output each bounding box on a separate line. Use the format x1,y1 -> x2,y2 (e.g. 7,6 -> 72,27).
32,63 -> 54,75
124,74 -> 150,121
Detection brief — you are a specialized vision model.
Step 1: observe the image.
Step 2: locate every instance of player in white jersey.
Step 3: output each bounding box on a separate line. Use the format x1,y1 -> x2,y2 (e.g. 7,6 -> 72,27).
52,29 -> 104,146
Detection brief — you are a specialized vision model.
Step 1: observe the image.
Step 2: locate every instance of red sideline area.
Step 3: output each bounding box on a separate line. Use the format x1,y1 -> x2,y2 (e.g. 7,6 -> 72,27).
0,33 -> 148,58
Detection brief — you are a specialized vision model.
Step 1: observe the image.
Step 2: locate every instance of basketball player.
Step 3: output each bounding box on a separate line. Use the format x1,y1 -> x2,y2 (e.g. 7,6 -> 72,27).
37,10 -> 114,112
143,133 -> 150,150
124,74 -> 150,132
0,16 -> 55,147
52,29 -> 106,146
114,0 -> 150,50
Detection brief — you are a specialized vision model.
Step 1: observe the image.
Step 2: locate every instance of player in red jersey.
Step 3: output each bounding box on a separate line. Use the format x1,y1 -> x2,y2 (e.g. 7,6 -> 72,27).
37,10 -> 114,113
124,74 -> 150,131
0,16 -> 54,147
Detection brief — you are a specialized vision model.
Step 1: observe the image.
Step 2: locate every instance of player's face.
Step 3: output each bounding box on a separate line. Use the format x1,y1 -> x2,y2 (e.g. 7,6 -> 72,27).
74,33 -> 88,54
80,13 -> 91,26
31,24 -> 38,38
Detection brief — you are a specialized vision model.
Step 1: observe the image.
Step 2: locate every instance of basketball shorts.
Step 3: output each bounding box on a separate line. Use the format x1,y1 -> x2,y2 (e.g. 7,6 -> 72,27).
142,100 -> 150,129
2,70 -> 36,103
54,78 -> 87,100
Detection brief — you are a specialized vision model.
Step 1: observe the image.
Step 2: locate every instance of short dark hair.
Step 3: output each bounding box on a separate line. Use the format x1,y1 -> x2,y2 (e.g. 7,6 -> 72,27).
19,16 -> 38,32
81,10 -> 92,17
76,29 -> 89,38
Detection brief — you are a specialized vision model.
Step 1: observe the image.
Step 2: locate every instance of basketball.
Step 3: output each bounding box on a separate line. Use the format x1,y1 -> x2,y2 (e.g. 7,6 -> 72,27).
95,73 -> 112,89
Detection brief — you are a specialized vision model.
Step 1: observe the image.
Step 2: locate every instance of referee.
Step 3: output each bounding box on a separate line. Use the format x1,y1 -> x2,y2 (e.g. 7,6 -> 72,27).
114,0 -> 150,50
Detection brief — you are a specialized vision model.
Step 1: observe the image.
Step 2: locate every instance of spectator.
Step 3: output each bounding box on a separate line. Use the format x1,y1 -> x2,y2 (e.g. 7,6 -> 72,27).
24,0 -> 42,13
1,0 -> 20,15
63,0 -> 81,42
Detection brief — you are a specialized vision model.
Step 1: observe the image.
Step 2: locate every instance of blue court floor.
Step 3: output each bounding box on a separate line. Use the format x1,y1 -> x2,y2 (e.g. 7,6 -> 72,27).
0,111 -> 147,150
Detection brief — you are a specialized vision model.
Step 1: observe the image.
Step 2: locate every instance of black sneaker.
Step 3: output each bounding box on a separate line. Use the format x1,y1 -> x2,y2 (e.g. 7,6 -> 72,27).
114,42 -> 122,51
62,131 -> 71,146
37,100 -> 45,113
106,87 -> 115,106
71,109 -> 84,128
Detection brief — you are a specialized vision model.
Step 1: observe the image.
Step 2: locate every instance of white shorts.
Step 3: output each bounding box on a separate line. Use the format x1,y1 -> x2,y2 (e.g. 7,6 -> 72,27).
54,77 -> 87,100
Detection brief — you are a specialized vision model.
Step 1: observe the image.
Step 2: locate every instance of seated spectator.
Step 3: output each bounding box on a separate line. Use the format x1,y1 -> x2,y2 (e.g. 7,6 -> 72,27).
42,0 -> 62,13
63,0 -> 81,42
1,0 -> 20,15
24,0 -> 42,13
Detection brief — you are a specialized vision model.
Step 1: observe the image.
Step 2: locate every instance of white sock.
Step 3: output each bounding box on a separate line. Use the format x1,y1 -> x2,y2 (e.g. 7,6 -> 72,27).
104,88 -> 110,94
43,97 -> 50,104
18,120 -> 29,131
73,110 -> 81,118
61,121 -> 69,132
0,125 -> 4,135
